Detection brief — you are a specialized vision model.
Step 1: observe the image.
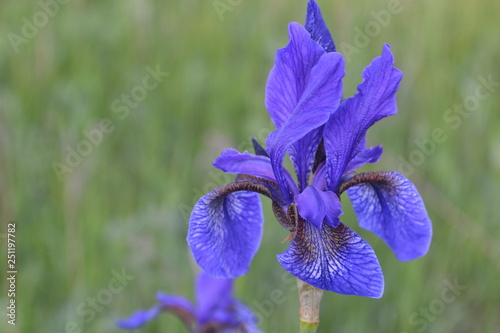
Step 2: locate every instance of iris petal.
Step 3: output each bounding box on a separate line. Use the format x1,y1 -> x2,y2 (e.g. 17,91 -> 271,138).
325,44 -> 402,191
155,293 -> 196,315
116,305 -> 162,329
305,0 -> 336,52
213,149 -> 297,205
195,272 -> 233,324
295,185 -> 342,229
288,127 -> 324,191
277,219 -> 384,298
266,23 -> 344,201
214,149 -> 276,182
187,188 -> 264,278
311,161 -> 327,190
231,300 -> 262,332
265,22 -> 328,129
347,171 -> 432,261
344,145 -> 384,174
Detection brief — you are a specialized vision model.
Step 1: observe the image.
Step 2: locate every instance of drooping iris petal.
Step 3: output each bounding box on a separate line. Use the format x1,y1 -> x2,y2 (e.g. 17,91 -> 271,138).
344,145 -> 383,175
347,171 -> 432,261
187,188 -> 264,278
305,0 -> 336,52
196,272 -> 233,324
266,23 -> 345,201
116,305 -> 162,329
324,44 -> 402,191
295,185 -> 342,229
214,149 -> 276,182
229,300 -> 262,332
155,293 -> 197,316
277,220 -> 384,298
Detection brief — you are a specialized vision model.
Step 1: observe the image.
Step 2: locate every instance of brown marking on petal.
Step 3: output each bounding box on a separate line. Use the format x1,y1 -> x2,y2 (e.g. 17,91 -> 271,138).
216,175 -> 274,199
287,203 -> 298,226
272,201 -> 295,231
338,171 -> 394,194
161,304 -> 197,332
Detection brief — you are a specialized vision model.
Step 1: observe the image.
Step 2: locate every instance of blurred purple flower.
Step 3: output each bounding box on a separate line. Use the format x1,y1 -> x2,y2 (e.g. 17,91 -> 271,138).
116,272 -> 260,332
187,0 -> 432,298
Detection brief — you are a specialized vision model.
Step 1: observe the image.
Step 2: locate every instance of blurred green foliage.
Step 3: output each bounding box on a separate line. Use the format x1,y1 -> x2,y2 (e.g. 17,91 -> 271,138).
1,0 -> 499,332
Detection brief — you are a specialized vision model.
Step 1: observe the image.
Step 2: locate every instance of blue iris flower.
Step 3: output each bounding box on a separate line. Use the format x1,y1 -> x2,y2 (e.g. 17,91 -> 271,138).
187,0 -> 432,298
116,272 -> 260,332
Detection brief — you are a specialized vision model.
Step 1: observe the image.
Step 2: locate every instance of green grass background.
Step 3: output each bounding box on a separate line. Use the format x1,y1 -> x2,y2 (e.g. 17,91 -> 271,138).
1,0 -> 499,332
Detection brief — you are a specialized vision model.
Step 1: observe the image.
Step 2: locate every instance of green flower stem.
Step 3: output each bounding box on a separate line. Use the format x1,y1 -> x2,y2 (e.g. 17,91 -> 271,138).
300,320 -> 320,333
297,279 -> 323,333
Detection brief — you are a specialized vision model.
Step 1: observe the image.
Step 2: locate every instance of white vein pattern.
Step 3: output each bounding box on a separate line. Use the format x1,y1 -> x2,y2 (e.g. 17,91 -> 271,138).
277,218 -> 384,298
347,171 -> 432,261
188,189 -> 264,278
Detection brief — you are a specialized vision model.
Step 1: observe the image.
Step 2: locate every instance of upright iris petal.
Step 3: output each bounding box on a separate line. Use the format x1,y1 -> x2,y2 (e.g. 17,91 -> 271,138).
265,22 -> 344,200
196,273 -> 233,324
324,44 -> 402,191
305,0 -> 336,52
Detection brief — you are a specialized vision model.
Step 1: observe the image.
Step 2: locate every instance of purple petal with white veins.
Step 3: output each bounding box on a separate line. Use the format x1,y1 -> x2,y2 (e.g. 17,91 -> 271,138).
277,220 -> 384,297
214,149 -> 276,182
305,0 -> 336,52
187,188 -> 263,278
347,171 -> 432,261
325,44 -> 402,191
116,305 -> 162,329
344,145 -> 384,175
196,272 -> 233,324
295,185 -> 342,229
